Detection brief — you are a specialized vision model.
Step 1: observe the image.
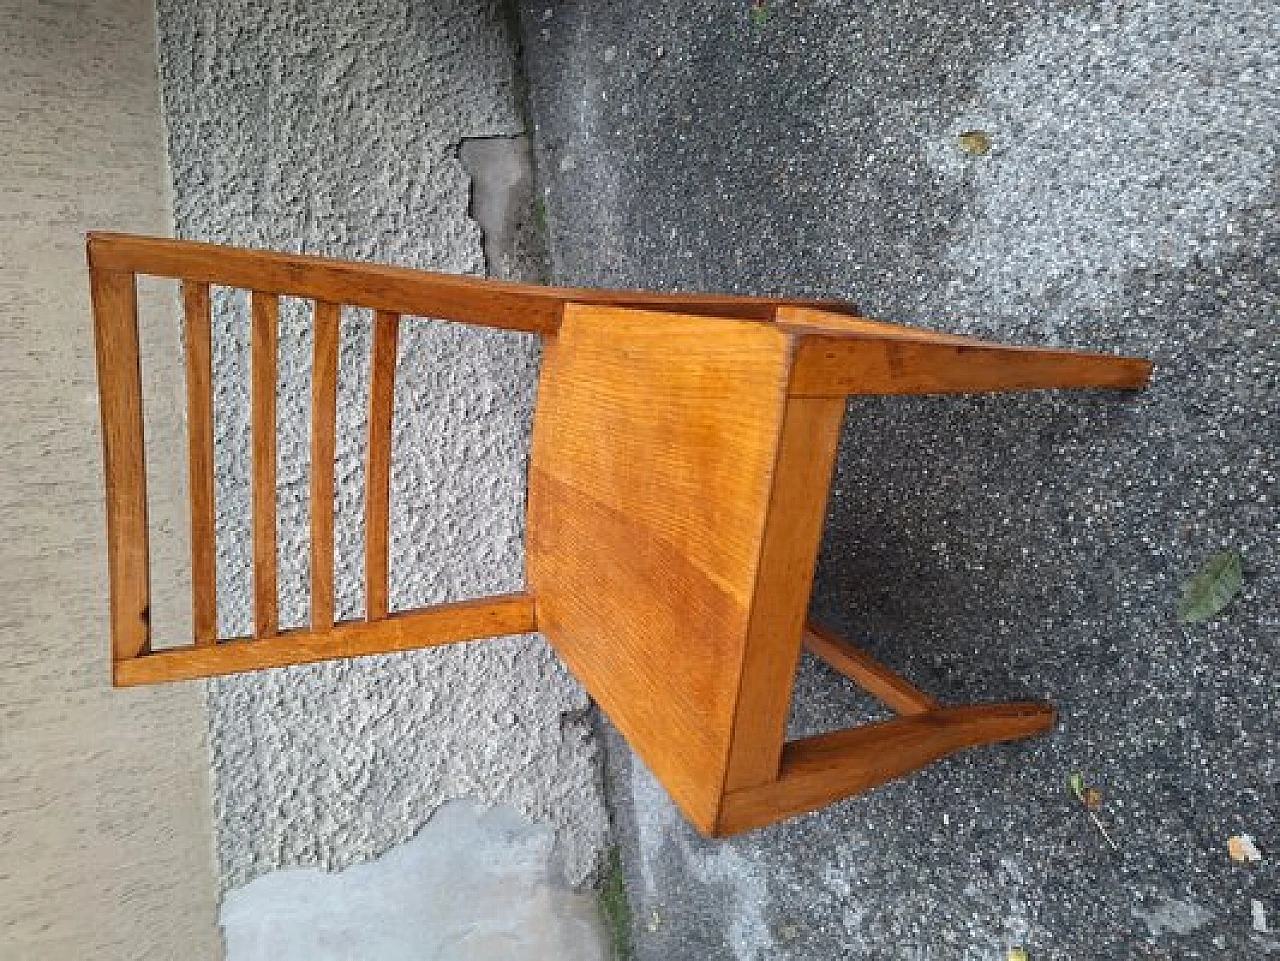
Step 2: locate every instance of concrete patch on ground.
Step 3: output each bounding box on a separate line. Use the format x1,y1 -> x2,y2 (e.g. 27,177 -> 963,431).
1131,892 -> 1214,937
629,758 -> 771,961
156,0 -> 608,894
221,799 -> 607,961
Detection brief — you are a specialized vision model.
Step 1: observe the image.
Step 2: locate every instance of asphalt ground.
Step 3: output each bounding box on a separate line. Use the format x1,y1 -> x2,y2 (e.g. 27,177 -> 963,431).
515,1 -> 1278,958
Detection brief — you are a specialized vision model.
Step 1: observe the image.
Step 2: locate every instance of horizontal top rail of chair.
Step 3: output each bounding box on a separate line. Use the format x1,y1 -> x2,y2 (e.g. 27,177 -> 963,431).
86,232 -> 857,333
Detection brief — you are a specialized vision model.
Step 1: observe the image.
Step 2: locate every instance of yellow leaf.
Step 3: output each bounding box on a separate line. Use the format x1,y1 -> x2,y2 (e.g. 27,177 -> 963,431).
959,130 -> 992,155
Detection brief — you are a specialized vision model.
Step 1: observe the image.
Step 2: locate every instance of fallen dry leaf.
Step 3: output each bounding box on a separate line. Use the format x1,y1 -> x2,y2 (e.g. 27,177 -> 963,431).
1178,549 -> 1243,623
959,130 -> 992,155
1228,834 -> 1263,863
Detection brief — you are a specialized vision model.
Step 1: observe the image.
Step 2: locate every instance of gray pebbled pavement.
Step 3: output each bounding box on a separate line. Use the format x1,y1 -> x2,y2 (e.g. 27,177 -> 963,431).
516,1 -> 1277,958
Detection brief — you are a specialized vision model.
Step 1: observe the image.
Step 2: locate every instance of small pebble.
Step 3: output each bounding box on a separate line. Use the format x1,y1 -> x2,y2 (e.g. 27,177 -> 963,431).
1252,900 -> 1268,933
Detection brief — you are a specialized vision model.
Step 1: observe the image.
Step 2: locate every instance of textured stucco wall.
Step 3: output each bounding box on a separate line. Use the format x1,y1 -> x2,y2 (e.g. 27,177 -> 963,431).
0,1 -> 222,957
155,0 -> 608,889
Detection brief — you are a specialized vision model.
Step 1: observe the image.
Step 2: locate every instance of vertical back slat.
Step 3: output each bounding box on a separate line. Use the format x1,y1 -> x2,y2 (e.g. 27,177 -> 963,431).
310,300 -> 340,630
365,310 -> 399,620
251,291 -> 279,638
91,269 -> 151,664
183,281 -> 217,645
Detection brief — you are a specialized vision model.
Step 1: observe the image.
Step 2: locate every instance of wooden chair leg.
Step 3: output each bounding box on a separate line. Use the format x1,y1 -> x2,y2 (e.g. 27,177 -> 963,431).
716,701 -> 1055,834
715,621 -> 1055,835
788,334 -> 1153,397
803,622 -> 938,715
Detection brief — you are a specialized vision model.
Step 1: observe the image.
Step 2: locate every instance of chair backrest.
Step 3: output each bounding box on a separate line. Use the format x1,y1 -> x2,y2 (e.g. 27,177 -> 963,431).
87,232 -> 845,685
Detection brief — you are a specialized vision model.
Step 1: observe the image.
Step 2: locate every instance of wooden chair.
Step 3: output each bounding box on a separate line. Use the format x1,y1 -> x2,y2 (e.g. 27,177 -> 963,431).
88,232 -> 1152,835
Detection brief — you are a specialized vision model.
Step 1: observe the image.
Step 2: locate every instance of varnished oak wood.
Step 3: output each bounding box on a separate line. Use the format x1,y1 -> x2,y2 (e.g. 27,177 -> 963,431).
309,300 -> 340,631
182,281 -> 217,645
790,331 -> 1153,397
91,268 -> 150,662
251,291 -> 279,638
776,306 -> 991,346
365,311 -> 399,620
528,305 -> 794,832
112,595 -> 536,685
87,232 -> 857,334
717,703 -> 1056,835
87,233 -> 1154,837
722,397 -> 847,793
803,622 -> 939,716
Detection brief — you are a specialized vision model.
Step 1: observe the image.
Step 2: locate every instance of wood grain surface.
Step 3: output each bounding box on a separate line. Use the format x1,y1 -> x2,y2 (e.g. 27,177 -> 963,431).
528,305 -> 793,831
113,595 -> 536,685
